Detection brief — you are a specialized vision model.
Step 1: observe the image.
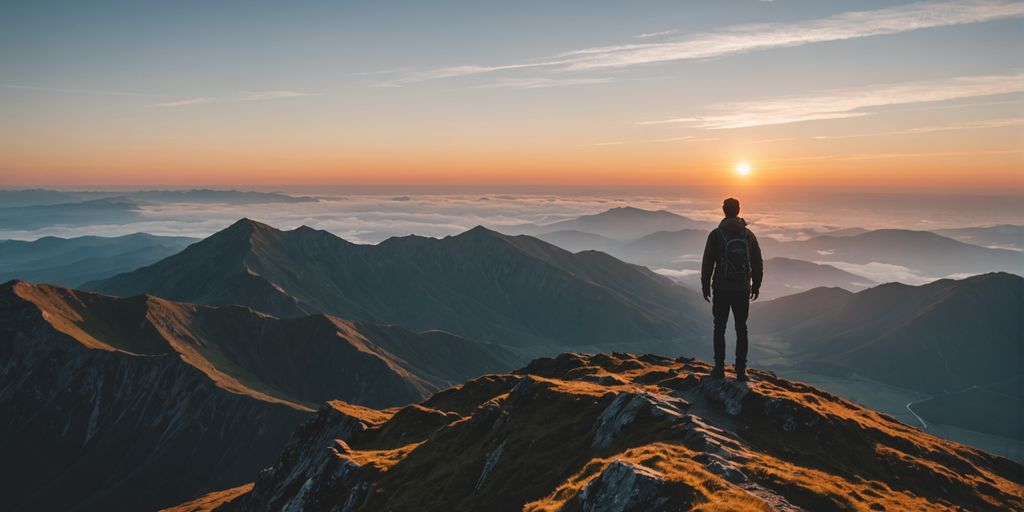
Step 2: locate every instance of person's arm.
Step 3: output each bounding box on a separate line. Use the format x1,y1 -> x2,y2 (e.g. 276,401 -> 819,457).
700,230 -> 717,302
748,230 -> 764,300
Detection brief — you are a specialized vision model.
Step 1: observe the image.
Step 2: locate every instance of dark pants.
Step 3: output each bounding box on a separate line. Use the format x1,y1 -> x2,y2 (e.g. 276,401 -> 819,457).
712,288 -> 749,368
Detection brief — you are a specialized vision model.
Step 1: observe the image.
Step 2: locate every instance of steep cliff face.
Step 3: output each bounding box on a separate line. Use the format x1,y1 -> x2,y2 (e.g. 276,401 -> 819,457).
175,353 -> 1023,512
0,282 -> 309,511
0,281 -> 519,511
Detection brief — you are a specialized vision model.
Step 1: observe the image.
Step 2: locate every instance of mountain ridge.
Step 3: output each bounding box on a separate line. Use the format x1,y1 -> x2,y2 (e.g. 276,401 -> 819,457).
1,279 -> 522,510
0,232 -> 198,288
167,352 -> 1023,512
515,206 -> 711,241
87,219 -> 707,351
6,279 -> 519,408
753,272 -> 1023,394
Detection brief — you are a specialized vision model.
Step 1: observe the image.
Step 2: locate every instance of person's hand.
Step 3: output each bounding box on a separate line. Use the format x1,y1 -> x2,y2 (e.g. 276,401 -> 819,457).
703,289 -> 711,303
750,288 -> 760,301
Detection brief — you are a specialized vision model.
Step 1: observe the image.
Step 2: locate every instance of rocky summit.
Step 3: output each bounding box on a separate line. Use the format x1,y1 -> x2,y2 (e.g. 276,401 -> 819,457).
167,353 -> 1023,512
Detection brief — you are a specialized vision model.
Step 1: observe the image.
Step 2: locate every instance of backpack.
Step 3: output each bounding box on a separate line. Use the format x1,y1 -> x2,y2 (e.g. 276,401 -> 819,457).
717,228 -> 751,282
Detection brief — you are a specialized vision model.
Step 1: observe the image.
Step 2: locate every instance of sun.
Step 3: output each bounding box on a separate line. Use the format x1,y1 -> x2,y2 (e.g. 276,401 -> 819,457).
735,162 -> 752,176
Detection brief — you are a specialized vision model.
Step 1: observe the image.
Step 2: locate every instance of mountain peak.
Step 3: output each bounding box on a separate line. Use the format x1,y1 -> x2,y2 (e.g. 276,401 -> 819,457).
190,352 -> 1022,511
602,206 -> 683,217
466,224 -> 501,235
608,205 -> 665,215
451,224 -> 507,241
86,218 -> 702,349
225,217 -> 275,233
534,205 -> 709,240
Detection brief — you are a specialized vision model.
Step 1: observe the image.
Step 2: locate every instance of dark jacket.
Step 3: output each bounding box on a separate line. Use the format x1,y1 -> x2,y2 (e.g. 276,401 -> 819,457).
701,217 -> 764,294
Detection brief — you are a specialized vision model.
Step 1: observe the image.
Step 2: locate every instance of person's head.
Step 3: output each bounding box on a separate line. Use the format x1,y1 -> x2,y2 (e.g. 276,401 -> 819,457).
722,197 -> 740,218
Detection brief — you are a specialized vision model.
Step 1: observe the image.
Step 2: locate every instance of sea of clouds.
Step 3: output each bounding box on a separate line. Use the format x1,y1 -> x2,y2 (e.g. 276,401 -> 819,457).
2,191 -> 1020,285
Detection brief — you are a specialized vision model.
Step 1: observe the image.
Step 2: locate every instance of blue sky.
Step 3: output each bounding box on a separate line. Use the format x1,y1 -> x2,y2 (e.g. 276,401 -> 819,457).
1,1 -> 1021,191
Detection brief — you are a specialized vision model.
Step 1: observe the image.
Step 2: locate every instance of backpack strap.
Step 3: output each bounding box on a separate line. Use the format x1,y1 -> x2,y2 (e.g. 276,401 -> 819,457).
717,227 -> 749,242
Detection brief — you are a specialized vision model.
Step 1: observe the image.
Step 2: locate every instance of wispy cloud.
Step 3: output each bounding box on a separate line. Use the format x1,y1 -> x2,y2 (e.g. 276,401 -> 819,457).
477,76 -> 615,89
635,30 -> 678,39
157,97 -> 217,107
642,73 -> 1024,129
156,90 -> 319,108
763,148 -> 1023,163
811,117 -> 1024,139
379,64 -> 551,87
383,1 -> 1024,85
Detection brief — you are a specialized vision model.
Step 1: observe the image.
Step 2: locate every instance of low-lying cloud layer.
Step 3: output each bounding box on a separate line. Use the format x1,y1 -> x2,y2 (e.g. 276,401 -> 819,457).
2,193 -> 1020,243
0,191 -> 1019,289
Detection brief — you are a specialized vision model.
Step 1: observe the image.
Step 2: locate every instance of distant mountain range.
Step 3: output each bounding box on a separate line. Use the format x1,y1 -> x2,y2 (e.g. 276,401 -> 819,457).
0,189 -> 317,232
513,206 -> 711,240
664,256 -> 876,300
749,272 -> 1024,455
0,197 -> 142,230
533,225 -> 877,299
167,353 -> 1022,512
753,272 -> 1022,395
524,208 -> 1022,292
87,219 -> 708,352
0,280 -> 518,510
765,229 -> 1023,278
0,188 -> 316,207
936,224 -> 1024,251
0,233 -> 197,287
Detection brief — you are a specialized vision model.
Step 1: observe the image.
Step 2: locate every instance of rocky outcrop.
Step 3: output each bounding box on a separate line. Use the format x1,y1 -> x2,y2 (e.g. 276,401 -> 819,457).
231,402 -> 382,512
182,353 -> 1023,512
591,392 -> 688,449
573,461 -> 681,512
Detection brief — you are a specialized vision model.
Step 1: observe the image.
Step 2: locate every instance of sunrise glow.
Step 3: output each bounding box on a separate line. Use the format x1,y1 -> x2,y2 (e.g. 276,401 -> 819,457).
0,2 -> 1020,194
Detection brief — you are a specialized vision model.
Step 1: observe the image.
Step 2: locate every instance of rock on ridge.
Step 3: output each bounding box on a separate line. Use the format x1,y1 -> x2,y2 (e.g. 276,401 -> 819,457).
178,353 -> 1023,512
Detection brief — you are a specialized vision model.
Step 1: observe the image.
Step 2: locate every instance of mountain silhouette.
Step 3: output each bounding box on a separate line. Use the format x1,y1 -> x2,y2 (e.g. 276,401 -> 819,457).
665,256 -> 876,301
0,233 -> 197,287
87,219 -> 707,351
167,353 -> 1022,511
0,187 -> 316,206
537,227 -> 876,299
753,272 -> 1023,394
936,224 -> 1024,251
521,206 -> 710,240
770,229 -> 1023,277
542,224 -> 1020,292
0,197 -> 141,230
0,280 -> 518,511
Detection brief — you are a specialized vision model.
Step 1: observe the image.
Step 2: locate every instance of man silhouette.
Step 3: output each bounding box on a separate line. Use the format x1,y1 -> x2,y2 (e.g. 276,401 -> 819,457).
701,197 -> 763,382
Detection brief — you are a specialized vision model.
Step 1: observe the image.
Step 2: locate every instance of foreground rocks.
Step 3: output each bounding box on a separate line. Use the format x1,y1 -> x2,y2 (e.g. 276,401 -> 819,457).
171,353 -> 1023,511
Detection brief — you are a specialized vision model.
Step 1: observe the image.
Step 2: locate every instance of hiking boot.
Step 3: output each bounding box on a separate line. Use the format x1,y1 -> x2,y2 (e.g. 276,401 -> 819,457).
735,367 -> 748,382
710,365 -> 725,378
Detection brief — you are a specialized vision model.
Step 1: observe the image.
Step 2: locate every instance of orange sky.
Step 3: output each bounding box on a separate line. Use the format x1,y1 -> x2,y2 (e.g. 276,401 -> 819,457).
1,1 -> 1022,193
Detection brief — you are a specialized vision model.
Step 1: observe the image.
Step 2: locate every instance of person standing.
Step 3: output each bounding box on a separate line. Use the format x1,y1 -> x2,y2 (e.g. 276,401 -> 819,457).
701,197 -> 763,382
